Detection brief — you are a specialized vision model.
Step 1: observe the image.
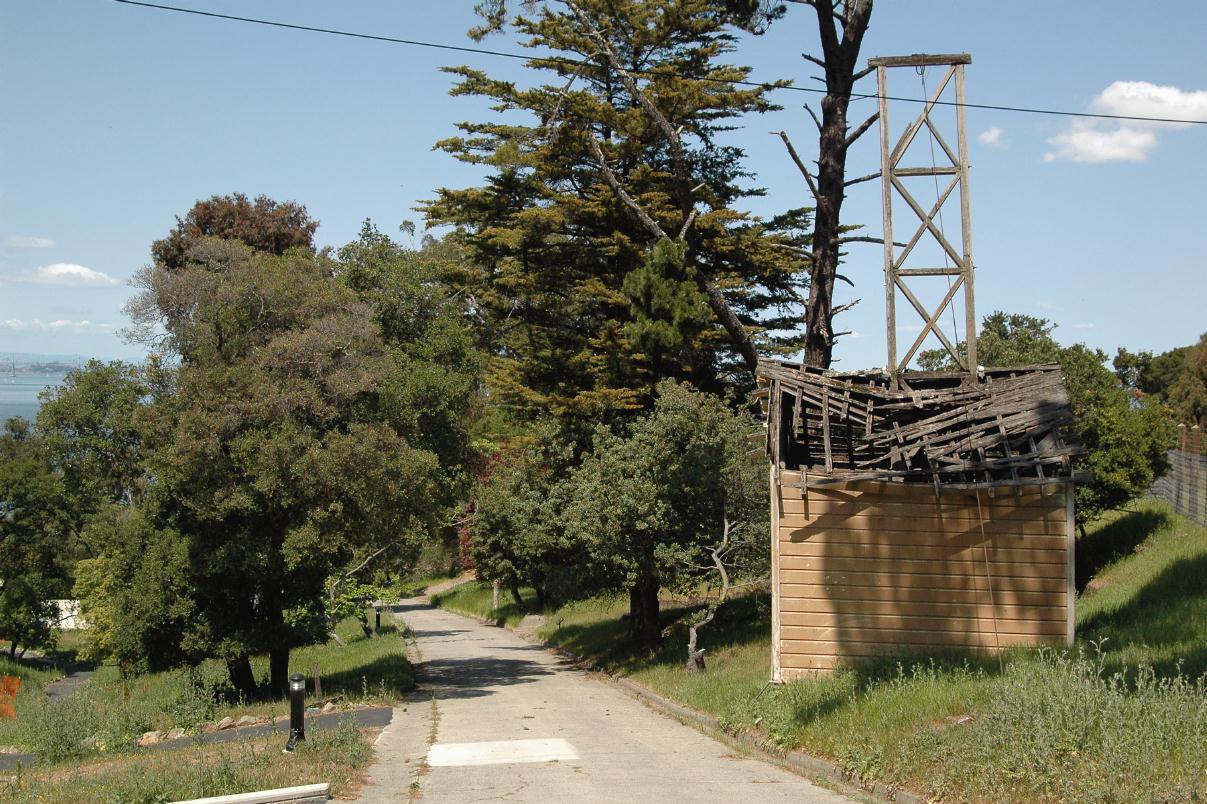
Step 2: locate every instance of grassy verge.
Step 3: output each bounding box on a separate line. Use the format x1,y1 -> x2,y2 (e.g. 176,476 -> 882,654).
0,614 -> 412,767
2,719 -> 373,803
459,499 -> 1206,802
430,581 -> 536,628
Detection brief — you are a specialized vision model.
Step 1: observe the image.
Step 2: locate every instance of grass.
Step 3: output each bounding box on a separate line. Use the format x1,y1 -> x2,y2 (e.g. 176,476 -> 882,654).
0,614 -> 412,766
430,581 -> 536,628
433,499 -> 1207,802
1,718 -> 375,803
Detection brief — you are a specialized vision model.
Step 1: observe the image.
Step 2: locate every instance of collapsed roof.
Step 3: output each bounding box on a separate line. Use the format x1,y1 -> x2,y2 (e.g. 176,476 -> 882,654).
756,359 -> 1088,491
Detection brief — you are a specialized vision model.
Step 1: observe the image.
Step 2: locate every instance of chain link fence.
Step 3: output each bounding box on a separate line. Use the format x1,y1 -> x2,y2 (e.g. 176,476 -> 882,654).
1152,424 -> 1206,525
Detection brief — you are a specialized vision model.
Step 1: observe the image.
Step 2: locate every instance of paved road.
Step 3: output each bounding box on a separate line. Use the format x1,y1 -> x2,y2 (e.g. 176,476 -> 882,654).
356,599 -> 851,803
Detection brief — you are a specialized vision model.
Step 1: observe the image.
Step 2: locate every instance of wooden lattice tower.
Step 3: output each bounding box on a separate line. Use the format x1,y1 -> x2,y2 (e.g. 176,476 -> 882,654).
872,53 -> 977,379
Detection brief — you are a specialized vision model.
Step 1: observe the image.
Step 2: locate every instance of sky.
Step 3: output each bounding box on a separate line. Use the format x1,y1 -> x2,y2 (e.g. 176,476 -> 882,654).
1,0 -> 1204,368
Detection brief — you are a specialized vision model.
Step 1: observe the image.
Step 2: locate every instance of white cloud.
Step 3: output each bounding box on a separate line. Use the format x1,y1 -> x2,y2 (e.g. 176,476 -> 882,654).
1092,81 -> 1207,129
1044,123 -> 1156,163
978,127 -> 1005,148
5,235 -> 55,248
1044,80 -> 1206,164
1,319 -> 108,332
12,263 -> 121,287
1073,322 -> 1097,330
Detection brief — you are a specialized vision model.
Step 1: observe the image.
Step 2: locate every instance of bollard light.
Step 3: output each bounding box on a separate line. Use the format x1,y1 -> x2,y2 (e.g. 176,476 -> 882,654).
284,673 -> 306,753
375,606 -> 382,632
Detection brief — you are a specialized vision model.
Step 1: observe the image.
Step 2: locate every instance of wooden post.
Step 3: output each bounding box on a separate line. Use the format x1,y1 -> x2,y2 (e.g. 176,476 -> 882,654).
1178,422 -> 1187,452
955,63 -> 978,372
312,662 -> 322,699
1191,425 -> 1202,455
877,64 -> 897,376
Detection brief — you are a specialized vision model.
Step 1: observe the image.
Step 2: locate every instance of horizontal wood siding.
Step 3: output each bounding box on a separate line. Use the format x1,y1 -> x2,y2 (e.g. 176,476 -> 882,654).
774,472 -> 1073,680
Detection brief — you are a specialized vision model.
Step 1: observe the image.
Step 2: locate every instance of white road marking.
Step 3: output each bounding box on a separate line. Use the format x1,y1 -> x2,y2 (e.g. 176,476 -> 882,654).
427,738 -> 579,767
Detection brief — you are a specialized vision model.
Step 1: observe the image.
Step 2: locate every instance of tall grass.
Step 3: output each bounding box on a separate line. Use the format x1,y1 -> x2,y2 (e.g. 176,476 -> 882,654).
430,581 -> 536,628
2,719 -> 372,803
0,614 -> 411,764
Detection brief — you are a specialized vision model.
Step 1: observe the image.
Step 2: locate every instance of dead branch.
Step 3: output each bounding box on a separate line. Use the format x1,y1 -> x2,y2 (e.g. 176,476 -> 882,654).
686,516 -> 734,673
587,135 -> 668,240
776,131 -> 819,201
845,111 -> 880,148
844,170 -> 880,187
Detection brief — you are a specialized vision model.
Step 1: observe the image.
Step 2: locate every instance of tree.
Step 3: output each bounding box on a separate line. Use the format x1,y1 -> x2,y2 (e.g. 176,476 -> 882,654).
469,422 -> 584,610
561,380 -> 766,645
776,0 -> 875,368
120,215 -> 478,696
150,192 -> 317,271
1113,345 -> 1188,403
920,312 -> 1175,526
0,419 -> 69,658
426,0 -> 808,419
35,360 -> 148,558
1168,333 -> 1207,427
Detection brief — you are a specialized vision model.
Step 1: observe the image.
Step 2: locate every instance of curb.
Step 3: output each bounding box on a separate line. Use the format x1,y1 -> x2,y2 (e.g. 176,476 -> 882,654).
425,598 -> 925,804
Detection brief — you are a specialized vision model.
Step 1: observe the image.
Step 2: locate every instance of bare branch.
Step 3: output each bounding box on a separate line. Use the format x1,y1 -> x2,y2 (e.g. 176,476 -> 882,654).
845,111 -> 879,148
801,52 -> 826,70
832,298 -> 861,316
805,103 -> 824,134
852,65 -> 875,83
587,134 -> 667,240
677,208 -> 699,240
776,131 -> 819,201
844,170 -> 880,187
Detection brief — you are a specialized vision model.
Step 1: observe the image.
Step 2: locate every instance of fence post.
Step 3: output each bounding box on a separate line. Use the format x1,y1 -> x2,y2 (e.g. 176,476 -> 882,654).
1178,423 -> 1187,452
1193,426 -> 1204,524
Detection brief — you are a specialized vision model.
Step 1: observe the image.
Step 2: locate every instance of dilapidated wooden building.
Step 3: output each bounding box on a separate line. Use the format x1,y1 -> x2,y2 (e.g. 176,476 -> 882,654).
757,362 -> 1086,679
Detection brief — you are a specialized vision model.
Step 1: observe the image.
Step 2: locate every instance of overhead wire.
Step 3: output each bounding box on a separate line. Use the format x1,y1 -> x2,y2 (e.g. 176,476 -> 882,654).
112,0 -> 1207,127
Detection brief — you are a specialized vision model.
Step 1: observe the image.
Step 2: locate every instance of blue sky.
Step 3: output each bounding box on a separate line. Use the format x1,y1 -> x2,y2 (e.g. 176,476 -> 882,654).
2,0 -> 1204,367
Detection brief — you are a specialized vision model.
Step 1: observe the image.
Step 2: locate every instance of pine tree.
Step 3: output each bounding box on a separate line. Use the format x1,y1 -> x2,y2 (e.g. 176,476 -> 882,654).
425,0 -> 809,420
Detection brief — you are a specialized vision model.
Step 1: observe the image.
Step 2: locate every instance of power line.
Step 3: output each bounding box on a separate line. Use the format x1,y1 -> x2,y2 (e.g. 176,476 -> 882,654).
114,0 -> 1207,127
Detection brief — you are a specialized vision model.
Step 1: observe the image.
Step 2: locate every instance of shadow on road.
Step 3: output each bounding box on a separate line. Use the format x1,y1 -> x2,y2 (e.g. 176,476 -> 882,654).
418,654 -> 554,700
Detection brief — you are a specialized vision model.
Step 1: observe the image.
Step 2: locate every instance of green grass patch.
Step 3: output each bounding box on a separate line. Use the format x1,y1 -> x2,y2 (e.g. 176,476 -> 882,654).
0,614 -> 411,764
431,581 -> 536,628
2,718 -> 374,803
528,499 -> 1207,802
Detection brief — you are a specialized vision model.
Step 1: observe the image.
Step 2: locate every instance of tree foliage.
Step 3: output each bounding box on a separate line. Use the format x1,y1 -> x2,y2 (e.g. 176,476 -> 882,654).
0,420 -> 69,657
921,312 -> 1175,525
1168,333 -> 1207,428
426,0 -> 809,419
96,208 -> 480,696
150,192 -> 317,271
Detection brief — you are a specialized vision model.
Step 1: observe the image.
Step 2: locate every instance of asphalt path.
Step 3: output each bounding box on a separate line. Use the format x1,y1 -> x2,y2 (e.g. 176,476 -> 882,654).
356,599 -> 852,803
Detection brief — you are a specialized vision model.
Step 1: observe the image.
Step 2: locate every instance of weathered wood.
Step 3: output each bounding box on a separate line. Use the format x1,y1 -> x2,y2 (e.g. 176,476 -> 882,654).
868,53 -> 972,68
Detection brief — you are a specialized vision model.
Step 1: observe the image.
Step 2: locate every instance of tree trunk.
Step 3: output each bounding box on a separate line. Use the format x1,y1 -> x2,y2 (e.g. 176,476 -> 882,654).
803,0 -> 874,369
8,640 -> 16,659
227,655 -> 256,700
509,580 -> 524,610
628,575 -> 662,647
269,647 -> 290,698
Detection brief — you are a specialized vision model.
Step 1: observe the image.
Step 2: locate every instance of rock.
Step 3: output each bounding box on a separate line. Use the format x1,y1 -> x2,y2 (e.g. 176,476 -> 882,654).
165,728 -> 186,740
1086,577 -> 1111,593
321,701 -> 337,714
137,730 -> 165,747
216,716 -> 236,731
306,706 -> 320,715
236,715 -> 258,727
943,715 -> 973,726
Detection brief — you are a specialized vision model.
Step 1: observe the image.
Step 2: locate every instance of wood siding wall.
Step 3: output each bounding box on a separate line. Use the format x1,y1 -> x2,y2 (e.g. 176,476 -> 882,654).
772,472 -> 1073,681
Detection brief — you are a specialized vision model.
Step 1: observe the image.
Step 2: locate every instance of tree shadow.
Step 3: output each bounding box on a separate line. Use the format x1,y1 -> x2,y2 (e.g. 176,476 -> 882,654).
1078,553 -> 1207,679
307,654 -> 414,698
1076,508 -> 1172,591
417,652 -> 555,700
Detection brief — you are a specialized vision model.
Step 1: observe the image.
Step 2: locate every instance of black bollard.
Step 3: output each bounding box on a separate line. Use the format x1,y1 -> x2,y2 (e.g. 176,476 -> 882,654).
284,673 -> 306,753
375,606 -> 382,632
